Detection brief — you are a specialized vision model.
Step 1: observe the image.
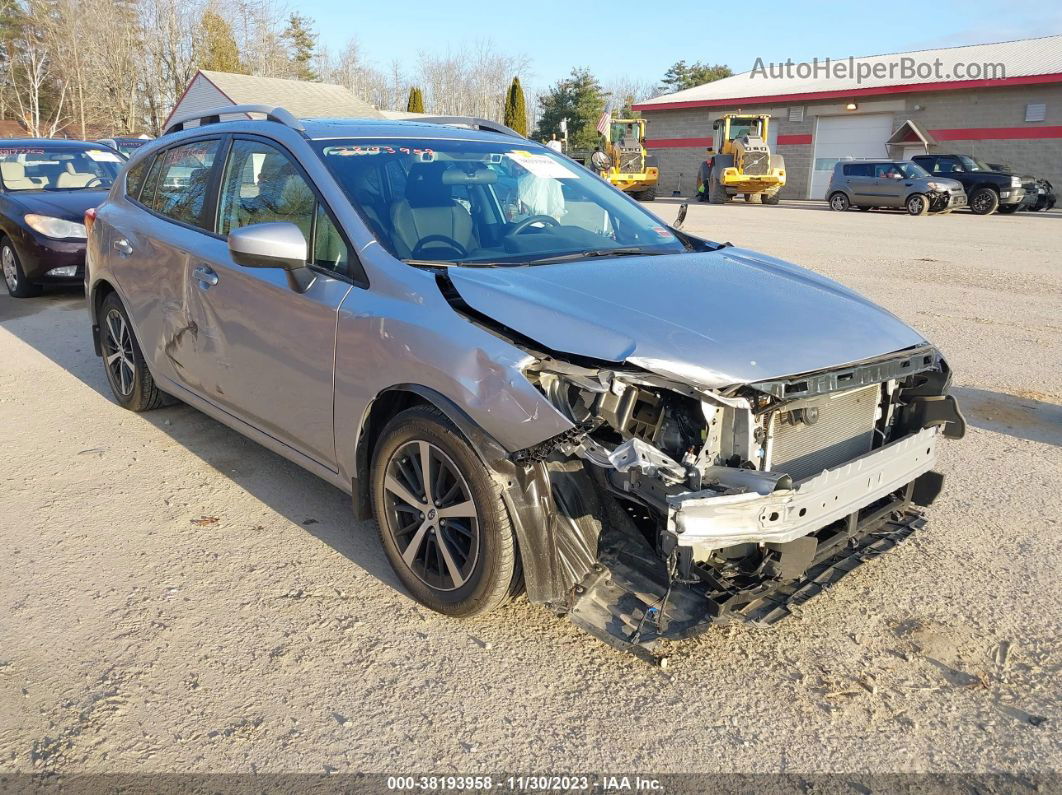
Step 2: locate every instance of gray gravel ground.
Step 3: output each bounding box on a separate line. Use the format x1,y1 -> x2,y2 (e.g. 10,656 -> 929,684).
0,201 -> 1059,777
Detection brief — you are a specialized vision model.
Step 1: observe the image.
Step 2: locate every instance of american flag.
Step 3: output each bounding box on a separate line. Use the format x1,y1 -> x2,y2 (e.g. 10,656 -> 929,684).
596,108 -> 611,135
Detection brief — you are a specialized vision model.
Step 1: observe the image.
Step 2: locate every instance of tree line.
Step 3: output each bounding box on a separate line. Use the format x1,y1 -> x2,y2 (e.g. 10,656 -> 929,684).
0,0 -> 730,141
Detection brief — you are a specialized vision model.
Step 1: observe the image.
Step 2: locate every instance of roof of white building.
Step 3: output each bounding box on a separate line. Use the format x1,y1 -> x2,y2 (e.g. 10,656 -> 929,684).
634,34 -> 1062,110
166,71 -> 382,128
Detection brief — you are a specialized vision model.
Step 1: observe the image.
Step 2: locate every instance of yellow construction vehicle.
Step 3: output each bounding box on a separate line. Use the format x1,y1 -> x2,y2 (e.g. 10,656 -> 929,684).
571,118 -> 659,201
700,114 -> 785,204
601,118 -> 658,201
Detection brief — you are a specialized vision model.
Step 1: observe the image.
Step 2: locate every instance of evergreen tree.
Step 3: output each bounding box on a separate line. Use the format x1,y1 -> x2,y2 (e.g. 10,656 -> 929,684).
535,67 -> 604,149
503,76 -> 527,137
197,10 -> 245,74
282,13 -> 318,81
406,86 -> 424,113
658,60 -> 732,93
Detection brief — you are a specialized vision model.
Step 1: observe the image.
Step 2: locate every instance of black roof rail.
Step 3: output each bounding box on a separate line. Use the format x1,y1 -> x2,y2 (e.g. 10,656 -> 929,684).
163,104 -> 304,136
413,115 -> 524,138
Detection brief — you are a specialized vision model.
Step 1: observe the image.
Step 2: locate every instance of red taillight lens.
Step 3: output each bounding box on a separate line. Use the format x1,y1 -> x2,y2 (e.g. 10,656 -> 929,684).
84,206 -> 97,237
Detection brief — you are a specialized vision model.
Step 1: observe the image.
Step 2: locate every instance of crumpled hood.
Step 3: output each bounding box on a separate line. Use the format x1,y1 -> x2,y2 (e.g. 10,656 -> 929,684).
447,247 -> 927,388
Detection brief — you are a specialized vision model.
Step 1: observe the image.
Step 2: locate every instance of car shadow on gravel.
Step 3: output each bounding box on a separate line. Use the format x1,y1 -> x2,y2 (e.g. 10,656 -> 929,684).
951,387 -> 1062,447
0,290 -> 403,594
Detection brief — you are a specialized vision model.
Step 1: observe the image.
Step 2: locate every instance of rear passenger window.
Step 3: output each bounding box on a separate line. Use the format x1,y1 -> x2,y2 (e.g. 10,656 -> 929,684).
843,163 -> 872,177
216,139 -> 315,242
148,140 -> 220,228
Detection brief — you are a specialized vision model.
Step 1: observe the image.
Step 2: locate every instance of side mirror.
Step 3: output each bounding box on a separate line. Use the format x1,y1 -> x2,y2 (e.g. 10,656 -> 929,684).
228,222 -> 307,271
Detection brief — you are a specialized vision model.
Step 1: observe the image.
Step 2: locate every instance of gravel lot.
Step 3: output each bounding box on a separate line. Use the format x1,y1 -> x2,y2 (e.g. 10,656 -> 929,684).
1,201 -> 1059,778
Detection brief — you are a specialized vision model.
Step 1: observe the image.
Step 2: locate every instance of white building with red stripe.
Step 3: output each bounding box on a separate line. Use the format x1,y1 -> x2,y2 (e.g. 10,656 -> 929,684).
633,34 -> 1062,199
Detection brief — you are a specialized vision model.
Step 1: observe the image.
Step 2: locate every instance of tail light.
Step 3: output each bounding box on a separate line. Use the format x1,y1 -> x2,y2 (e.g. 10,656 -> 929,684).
84,206 -> 97,238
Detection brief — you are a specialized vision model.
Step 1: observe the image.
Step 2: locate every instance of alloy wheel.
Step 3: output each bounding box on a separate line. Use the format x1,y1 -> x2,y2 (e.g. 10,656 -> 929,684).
382,440 -> 479,591
103,308 -> 136,396
830,194 -> 849,211
2,246 -> 17,292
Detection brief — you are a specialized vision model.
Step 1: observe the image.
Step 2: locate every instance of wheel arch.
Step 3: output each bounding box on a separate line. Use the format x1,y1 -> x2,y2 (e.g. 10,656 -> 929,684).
352,383 -> 564,605
351,384 -> 511,522
89,278 -> 119,356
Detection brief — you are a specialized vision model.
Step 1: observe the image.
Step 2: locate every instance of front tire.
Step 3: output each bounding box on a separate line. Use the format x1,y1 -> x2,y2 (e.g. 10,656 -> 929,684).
707,172 -> 726,204
2,239 -> 43,298
98,292 -> 166,411
969,187 -> 999,215
829,192 -> 850,211
371,406 -> 519,617
906,193 -> 929,216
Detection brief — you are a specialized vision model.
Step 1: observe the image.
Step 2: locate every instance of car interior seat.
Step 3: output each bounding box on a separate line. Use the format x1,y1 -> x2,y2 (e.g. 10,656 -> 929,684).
390,162 -> 477,258
56,162 -> 99,188
1,162 -> 43,190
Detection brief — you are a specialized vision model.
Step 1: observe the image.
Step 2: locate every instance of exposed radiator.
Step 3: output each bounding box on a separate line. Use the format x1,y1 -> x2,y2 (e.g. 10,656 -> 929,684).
767,384 -> 879,482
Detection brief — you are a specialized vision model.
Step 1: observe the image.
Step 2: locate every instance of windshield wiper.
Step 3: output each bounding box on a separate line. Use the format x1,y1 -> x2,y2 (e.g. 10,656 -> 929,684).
401,258 -> 519,269
522,247 -> 670,266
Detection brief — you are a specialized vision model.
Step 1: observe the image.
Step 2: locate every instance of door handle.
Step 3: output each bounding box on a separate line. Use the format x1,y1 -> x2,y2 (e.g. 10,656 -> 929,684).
193,265 -> 219,288
113,238 -> 132,256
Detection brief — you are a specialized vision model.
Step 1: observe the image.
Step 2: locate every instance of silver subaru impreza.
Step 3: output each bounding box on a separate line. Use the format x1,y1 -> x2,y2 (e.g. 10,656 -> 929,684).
86,106 -> 964,661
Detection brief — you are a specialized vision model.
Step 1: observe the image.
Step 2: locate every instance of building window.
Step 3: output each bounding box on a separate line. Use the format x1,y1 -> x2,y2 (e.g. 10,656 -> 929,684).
1025,103 -> 1047,122
788,106 -> 805,123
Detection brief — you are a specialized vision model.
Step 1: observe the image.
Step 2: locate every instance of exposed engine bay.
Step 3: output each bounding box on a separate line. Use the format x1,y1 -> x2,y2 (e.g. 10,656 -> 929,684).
503,344 -> 966,663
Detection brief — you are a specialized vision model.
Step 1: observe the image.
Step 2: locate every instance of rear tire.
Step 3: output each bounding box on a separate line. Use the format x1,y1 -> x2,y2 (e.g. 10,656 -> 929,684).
829,192 -> 850,211
969,187 -> 999,215
98,292 -> 166,412
1,239 -> 43,298
761,192 -> 780,205
906,193 -> 929,216
633,187 -> 656,201
371,406 -> 519,617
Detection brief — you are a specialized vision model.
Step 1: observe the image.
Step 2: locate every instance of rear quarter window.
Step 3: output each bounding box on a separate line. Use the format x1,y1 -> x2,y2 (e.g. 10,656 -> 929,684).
125,156 -> 153,201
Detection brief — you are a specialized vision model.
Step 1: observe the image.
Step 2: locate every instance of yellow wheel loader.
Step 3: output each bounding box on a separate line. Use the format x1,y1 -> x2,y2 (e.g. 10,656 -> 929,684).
571,118 -> 659,201
700,114 -> 785,205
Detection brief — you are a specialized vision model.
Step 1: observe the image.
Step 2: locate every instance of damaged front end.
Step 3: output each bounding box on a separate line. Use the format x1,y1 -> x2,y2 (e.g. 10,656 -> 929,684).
504,346 -> 965,663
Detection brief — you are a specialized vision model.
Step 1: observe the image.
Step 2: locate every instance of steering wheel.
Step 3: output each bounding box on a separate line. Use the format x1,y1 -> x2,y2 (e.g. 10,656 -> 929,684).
411,235 -> 469,259
507,215 -> 560,236
85,176 -> 104,188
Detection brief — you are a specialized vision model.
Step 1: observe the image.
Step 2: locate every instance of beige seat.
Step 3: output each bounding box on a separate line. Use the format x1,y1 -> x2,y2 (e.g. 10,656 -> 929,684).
0,162 -> 39,190
56,163 -> 97,188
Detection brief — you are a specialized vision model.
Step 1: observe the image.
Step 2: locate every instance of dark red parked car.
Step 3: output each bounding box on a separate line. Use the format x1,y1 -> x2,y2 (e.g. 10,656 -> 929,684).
1,139 -> 123,297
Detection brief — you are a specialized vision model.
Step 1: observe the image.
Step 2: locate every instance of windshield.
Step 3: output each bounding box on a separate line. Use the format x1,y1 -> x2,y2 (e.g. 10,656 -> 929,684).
313,138 -> 685,265
729,118 -> 762,139
958,156 -> 992,172
898,162 -> 929,178
0,145 -> 123,191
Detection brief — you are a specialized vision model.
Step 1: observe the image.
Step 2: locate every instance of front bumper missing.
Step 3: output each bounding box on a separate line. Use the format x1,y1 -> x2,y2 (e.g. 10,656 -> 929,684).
569,486 -> 926,665
667,427 -> 939,557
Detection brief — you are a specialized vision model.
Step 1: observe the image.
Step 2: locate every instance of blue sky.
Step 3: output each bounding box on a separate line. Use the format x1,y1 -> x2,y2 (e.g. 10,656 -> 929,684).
300,0 -> 1061,89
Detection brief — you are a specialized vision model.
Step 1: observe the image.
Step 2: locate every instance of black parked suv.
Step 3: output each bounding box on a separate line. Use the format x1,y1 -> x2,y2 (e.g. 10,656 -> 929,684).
910,154 -> 1039,215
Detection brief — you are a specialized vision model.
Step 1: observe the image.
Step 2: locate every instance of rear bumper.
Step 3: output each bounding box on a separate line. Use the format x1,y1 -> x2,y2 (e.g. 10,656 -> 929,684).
668,427 -> 940,557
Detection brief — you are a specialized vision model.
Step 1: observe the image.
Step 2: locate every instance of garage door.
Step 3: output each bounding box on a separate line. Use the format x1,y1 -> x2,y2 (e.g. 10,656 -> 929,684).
808,114 -> 894,199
